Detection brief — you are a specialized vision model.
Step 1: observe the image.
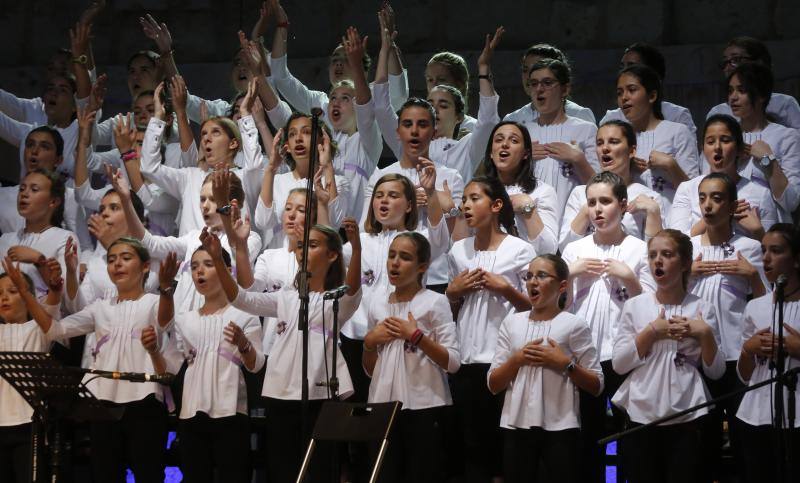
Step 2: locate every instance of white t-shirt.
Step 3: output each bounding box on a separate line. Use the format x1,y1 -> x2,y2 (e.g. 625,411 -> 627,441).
612,292 -> 725,425
366,289 -> 460,410
490,311 -> 602,430
448,235 -> 536,364
561,234 -> 655,362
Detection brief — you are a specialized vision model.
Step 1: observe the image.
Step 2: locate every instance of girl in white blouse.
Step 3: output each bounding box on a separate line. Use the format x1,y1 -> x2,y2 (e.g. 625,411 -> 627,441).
689,172 -> 766,481
612,229 -> 725,482
0,264 -> 61,483
362,232 -> 460,483
524,59 -> 599,217
0,169 -> 78,300
615,64 -> 699,203
477,121 -> 560,255
737,224 -> 800,482
489,254 -> 603,483
560,120 -> 667,252
446,176 -> 536,482
726,62 -> 800,219
560,171 -> 655,482
147,246 -> 264,483
16,237 -> 179,483
207,220 -> 362,483
669,114 -> 778,241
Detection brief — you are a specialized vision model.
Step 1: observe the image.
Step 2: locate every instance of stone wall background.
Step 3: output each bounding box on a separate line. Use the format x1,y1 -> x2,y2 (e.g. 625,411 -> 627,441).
1,0 -> 799,181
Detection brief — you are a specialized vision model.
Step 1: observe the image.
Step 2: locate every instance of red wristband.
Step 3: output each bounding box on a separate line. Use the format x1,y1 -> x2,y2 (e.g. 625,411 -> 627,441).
121,150 -> 138,162
276,21 -> 289,29
410,329 -> 423,346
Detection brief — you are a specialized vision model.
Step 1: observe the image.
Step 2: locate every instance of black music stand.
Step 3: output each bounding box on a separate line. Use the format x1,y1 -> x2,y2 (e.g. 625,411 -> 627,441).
0,352 -> 122,483
296,401 -> 402,483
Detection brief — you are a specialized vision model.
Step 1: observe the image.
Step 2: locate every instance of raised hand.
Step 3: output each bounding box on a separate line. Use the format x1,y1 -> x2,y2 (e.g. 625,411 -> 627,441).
39,258 -> 64,293
140,14 -> 173,55
377,7 -> 397,54
735,206 -> 763,235
313,167 -> 331,206
224,321 -> 250,352
237,31 -> 261,77
318,129 -> 332,169
64,237 -> 79,275
79,0 -> 106,26
158,252 -> 180,291
88,73 -> 108,112
268,128 -> 285,174
153,81 -> 167,120
69,22 -> 92,59
87,213 -> 117,248
113,113 -> 138,153
239,77 -> 258,117
343,26 -> 367,71
229,200 -> 251,246
169,75 -> 188,115
2,257 -> 29,292
342,217 -> 361,251
211,169 -> 232,208
106,165 -> 132,199
438,179 -> 456,213
7,246 -> 43,264
417,157 -> 437,193
251,1 -> 271,40
477,26 -> 504,68
77,106 -> 97,147
140,325 -> 159,353
199,227 -> 224,261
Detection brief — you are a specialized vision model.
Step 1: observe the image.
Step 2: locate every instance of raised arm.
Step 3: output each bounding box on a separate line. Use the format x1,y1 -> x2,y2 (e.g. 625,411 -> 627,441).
157,252 -> 179,328
69,22 -> 93,101
200,227 -> 240,303
108,164 -> 146,240
74,106 -> 97,190
342,218 -> 362,296
140,14 -> 177,79
168,75 -> 194,152
3,258 -> 55,333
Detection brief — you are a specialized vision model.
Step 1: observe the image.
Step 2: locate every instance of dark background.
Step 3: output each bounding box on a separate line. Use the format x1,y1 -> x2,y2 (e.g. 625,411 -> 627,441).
1,0 -> 799,181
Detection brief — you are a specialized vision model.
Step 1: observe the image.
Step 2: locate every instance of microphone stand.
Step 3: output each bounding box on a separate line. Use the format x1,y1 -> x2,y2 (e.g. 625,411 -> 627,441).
298,108 -> 322,444
774,278 -> 793,481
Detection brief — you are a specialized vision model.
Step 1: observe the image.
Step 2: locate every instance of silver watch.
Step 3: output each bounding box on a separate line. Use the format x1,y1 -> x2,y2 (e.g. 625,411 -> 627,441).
759,154 -> 777,168
522,202 -> 536,215
444,206 -> 461,219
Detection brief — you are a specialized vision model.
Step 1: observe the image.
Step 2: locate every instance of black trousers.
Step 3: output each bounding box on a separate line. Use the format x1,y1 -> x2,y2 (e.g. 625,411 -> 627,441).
578,360 -> 627,483
263,397 -> 335,483
703,360 -> 746,482
740,422 -> 800,483
0,423 -> 31,483
89,395 -> 168,483
373,406 -> 446,483
623,418 -> 705,483
503,427 -> 581,483
452,363 -> 505,482
178,413 -> 252,483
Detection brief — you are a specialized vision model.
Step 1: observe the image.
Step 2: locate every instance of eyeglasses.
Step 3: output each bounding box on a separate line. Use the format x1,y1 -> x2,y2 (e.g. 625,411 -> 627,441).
718,55 -> 752,70
527,78 -> 560,90
522,271 -> 557,282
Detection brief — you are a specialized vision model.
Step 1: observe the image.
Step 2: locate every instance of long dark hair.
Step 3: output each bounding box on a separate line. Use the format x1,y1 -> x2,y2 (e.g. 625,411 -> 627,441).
466,176 -> 519,237
618,64 -> 664,120
293,224 -> 345,291
478,121 -> 537,194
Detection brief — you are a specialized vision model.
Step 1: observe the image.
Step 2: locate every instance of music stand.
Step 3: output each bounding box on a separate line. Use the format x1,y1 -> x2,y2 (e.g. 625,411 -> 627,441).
0,352 -> 122,483
296,401 -> 402,483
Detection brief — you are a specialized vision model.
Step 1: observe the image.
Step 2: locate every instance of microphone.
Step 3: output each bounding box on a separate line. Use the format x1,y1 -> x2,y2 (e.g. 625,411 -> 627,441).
86,369 -> 176,385
323,284 -> 350,300
776,274 -> 788,288
310,107 -> 324,119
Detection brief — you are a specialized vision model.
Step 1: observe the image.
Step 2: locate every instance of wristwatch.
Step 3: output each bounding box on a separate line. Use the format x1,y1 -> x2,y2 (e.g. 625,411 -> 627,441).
759,154 -> 777,169
564,359 -> 577,375
216,204 -> 232,216
444,206 -> 461,219
72,54 -> 88,65
522,203 -> 535,215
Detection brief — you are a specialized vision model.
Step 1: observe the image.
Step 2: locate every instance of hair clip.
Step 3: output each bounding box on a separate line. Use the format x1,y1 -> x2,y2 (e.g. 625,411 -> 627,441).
361,269 -> 375,287
615,286 -> 629,302
721,241 -> 735,257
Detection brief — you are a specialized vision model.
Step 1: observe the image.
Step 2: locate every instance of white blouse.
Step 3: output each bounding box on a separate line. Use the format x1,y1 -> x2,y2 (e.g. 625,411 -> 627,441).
668,174 -> 778,239
490,311 -> 603,431
739,122 -> 800,217
612,292 -> 726,425
363,162 -> 463,286
632,120 -> 700,203
171,306 -> 265,419
559,182 -> 670,252
736,295 -> 800,428
707,93 -> 800,130
232,287 -> 362,400
448,235 -> 536,364
504,100 -> 597,126
341,221 -> 450,341
689,234 -> 765,360
0,226 -> 78,300
601,100 -> 697,136
561,234 -> 655,362
45,293 -> 169,404
367,289 -> 460,410
248,243 -> 299,355
526,117 -> 600,219
0,305 -> 59,427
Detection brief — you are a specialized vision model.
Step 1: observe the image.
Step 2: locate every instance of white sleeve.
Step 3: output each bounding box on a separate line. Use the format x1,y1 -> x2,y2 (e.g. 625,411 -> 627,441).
269,54 -> 328,114
558,186 -> 585,252
140,230 -> 188,261
92,115 -> 116,147
611,300 -> 647,374
778,96 -> 800,130
47,305 -> 96,340
139,118 -> 188,200
327,175 -> 350,229
0,89 -> 40,122
388,70 -> 409,112
700,303 -> 726,380
580,124 -> 600,172
266,99 -> 293,130
568,317 -> 603,394
0,109 -> 31,148
232,287 -> 279,318
254,196 -> 278,236
673,124 -> 700,179
774,129 -> 800,212
372,81 -> 403,160
636,249 -> 656,293
737,302 -> 759,382
674,106 -> 697,136
136,183 -> 180,214
756,189 -> 778,233
74,179 -> 107,212
487,315 -> 513,393
237,115 -> 262,170
241,314 -> 266,373
462,94 -> 501,181
427,217 -> 451,261
529,185 -> 558,255
86,147 -> 122,173
354,98 -> 383,167
431,295 -> 461,374
666,180 -> 693,233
